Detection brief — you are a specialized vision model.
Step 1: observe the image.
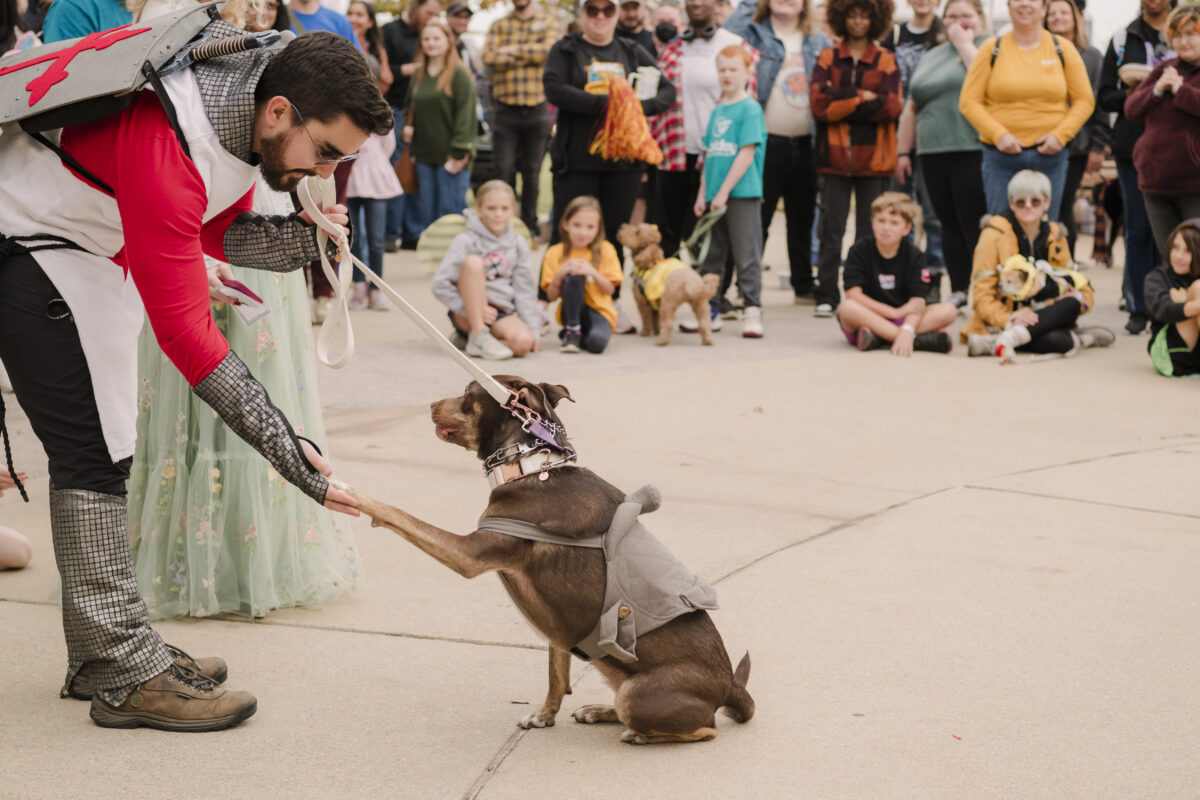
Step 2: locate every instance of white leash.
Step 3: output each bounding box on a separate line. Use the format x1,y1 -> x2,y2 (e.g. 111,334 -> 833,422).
296,177 -> 513,406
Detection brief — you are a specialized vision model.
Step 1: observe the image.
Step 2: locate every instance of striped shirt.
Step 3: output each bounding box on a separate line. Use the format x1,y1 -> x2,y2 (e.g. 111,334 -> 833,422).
482,9 -> 558,107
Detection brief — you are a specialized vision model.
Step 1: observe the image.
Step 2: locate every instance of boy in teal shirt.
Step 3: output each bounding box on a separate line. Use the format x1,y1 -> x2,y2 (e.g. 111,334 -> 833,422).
694,45 -> 767,338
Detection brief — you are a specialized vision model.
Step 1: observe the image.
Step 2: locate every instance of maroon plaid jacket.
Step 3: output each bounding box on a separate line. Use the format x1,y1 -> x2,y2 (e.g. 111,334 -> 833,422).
809,41 -> 902,177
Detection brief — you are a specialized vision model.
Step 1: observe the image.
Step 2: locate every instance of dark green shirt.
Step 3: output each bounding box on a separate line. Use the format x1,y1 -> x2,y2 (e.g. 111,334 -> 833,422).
408,65 -> 477,166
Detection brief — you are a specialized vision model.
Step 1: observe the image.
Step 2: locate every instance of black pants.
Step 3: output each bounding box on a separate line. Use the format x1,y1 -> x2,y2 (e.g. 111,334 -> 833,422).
921,150 -> 988,294
1019,296 -> 1082,355
491,102 -> 551,232
816,174 -> 890,307
0,251 -> 130,494
656,154 -> 702,259
1058,153 -> 1088,255
560,275 -> 612,353
762,134 -> 817,296
550,169 -> 643,301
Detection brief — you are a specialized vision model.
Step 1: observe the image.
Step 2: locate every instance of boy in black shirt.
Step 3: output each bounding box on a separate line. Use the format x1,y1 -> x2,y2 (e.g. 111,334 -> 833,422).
837,192 -> 958,355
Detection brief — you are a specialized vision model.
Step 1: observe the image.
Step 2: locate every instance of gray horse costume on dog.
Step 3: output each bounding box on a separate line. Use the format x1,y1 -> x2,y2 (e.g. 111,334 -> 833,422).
479,484 -> 719,662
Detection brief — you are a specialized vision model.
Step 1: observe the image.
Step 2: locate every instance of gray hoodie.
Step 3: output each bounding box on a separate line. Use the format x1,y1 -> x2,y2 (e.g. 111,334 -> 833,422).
432,211 -> 540,335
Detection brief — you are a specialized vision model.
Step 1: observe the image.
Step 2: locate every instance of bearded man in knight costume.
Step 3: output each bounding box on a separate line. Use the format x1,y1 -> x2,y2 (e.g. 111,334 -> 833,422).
0,12 -> 392,731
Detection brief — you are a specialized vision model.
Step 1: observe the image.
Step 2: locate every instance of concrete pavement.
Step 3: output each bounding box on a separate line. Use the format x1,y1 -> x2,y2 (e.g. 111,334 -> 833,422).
1,231 -> 1198,800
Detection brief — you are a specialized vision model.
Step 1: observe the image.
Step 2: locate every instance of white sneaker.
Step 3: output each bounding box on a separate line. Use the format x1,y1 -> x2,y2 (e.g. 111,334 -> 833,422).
466,329 -> 514,361
814,303 -> 834,318
368,289 -> 390,311
347,283 -> 368,311
679,308 -> 723,333
967,333 -> 998,357
741,306 -> 763,338
312,296 -> 332,325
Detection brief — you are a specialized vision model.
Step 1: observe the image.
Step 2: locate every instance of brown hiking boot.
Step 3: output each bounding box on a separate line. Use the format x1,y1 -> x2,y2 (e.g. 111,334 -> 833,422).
89,663 -> 256,732
68,645 -> 228,700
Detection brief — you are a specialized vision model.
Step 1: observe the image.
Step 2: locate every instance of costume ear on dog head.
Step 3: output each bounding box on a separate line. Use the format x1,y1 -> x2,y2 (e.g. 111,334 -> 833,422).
998,254 -> 1044,302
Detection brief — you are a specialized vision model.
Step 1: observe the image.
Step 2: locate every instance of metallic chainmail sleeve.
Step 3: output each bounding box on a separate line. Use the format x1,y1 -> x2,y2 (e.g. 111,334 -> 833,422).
191,351 -> 329,505
222,212 -> 337,272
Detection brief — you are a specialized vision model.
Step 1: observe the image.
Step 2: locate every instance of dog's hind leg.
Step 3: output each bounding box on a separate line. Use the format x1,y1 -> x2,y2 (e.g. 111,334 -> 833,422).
518,645 -> 573,729
614,675 -> 720,745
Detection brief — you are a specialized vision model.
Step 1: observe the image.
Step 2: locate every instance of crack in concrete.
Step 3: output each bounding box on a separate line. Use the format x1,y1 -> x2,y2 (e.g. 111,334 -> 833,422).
963,485 -> 1200,521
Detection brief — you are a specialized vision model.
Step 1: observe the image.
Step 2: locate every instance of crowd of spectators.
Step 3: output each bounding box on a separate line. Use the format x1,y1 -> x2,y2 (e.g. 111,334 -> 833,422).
5,0 -> 1198,362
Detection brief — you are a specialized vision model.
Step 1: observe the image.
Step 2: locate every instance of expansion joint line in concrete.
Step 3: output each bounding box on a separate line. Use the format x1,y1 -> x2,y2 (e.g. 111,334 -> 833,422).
963,485 -> 1200,520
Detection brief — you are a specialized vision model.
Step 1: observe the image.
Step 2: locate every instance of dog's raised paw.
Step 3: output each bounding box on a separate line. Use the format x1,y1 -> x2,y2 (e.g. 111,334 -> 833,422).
518,712 -> 555,729
572,705 -> 620,724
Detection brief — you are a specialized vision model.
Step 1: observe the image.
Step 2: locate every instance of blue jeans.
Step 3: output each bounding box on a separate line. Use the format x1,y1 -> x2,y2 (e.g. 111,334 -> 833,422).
1115,157 -> 1161,315
385,107 -> 422,243
412,161 -> 470,239
348,197 -> 388,283
980,146 -> 1069,220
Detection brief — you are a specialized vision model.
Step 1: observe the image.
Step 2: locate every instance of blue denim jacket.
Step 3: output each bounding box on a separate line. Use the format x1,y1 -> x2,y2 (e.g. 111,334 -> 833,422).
723,2 -> 830,117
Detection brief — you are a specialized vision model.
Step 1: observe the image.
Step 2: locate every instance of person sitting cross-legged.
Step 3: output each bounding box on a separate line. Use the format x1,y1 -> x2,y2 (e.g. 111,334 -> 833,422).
837,192 -> 957,354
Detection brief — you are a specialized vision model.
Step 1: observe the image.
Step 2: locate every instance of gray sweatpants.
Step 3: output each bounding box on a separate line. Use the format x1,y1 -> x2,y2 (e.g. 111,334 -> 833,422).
700,197 -> 763,308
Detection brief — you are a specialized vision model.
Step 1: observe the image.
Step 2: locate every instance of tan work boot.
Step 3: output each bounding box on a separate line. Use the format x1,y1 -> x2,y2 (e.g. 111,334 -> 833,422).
68,645 -> 228,700
89,663 -> 256,732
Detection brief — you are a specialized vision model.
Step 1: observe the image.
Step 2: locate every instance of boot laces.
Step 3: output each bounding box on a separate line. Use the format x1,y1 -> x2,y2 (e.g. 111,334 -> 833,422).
168,661 -> 217,693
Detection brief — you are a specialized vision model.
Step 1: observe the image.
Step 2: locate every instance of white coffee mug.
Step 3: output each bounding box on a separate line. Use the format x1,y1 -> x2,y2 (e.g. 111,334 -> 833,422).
629,66 -> 660,101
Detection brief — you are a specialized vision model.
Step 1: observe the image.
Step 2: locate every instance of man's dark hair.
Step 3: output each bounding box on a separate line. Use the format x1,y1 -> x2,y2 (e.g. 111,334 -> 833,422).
256,32 -> 393,136
826,0 -> 894,41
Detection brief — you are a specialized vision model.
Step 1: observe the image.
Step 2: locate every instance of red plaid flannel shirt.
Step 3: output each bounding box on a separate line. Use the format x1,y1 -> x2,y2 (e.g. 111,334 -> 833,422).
652,33 -> 759,173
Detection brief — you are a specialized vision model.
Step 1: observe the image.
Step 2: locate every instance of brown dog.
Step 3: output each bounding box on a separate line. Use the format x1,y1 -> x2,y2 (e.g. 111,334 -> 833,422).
617,223 -> 720,347
350,376 -> 753,744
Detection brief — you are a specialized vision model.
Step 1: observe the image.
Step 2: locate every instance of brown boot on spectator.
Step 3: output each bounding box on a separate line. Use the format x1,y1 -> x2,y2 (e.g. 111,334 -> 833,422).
90,663 -> 256,732
68,645 -> 228,700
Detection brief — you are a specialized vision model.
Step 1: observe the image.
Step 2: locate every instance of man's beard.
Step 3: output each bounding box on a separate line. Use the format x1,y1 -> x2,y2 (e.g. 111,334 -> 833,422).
258,129 -> 315,193
617,19 -> 641,33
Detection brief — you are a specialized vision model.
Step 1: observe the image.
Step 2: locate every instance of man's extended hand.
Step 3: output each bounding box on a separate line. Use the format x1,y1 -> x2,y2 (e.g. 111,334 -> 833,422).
299,439 -> 360,516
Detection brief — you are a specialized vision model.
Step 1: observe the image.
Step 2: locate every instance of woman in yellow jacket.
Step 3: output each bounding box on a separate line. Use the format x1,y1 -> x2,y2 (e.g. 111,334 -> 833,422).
962,170 -> 1112,361
958,0 -> 1094,222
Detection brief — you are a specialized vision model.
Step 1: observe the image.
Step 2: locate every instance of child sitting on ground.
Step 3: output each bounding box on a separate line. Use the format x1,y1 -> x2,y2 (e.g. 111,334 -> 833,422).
1146,219 -> 1200,378
540,196 -> 623,354
432,180 -> 540,361
0,468 -> 31,570
836,192 -> 958,354
692,44 -> 767,339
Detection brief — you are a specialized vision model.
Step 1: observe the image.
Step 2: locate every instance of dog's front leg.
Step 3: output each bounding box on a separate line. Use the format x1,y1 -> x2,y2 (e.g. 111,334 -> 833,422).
518,645 -> 572,729
351,491 -> 509,579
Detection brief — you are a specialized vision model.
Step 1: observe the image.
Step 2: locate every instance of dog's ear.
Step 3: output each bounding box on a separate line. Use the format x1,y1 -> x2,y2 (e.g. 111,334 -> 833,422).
539,383 -> 574,409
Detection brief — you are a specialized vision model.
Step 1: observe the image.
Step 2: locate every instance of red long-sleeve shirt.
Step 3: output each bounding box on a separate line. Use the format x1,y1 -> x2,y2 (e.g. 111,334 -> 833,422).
59,89 -> 254,385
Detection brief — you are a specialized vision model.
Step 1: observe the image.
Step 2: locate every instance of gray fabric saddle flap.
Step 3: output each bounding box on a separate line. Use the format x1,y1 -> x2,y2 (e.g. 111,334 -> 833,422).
477,516 -> 604,548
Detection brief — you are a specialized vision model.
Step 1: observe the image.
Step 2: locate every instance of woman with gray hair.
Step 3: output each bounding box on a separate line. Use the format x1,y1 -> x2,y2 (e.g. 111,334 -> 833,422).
724,0 -> 831,300
961,170 -> 1112,360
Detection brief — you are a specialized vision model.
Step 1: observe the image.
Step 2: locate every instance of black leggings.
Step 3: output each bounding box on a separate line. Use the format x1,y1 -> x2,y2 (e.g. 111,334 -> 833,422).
921,150 -> 987,293
560,275 -> 612,353
1018,296 -> 1082,355
0,251 -> 131,494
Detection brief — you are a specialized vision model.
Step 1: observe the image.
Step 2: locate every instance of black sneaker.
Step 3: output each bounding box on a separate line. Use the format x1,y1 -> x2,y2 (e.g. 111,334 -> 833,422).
718,296 -> 739,320
399,238 -> 419,251
914,329 -> 953,353
1125,312 -> 1148,335
561,330 -> 582,353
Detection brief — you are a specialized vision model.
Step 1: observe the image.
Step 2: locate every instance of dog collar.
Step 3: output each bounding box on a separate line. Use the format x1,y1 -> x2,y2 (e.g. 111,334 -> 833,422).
485,447 -> 576,489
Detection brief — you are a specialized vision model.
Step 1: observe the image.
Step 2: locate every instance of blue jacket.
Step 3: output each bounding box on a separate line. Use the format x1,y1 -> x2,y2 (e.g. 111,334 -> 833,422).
723,1 -> 830,118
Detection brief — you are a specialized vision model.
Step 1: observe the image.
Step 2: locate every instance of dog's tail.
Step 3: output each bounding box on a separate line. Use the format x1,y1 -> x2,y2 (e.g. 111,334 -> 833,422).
721,652 -> 755,723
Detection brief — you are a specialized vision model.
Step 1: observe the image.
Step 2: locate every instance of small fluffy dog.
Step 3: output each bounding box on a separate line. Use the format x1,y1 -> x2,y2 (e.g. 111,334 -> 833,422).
617,223 -> 719,346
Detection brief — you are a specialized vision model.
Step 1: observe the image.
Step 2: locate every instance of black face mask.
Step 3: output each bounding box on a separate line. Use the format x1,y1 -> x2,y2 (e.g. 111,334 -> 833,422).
655,21 -> 678,42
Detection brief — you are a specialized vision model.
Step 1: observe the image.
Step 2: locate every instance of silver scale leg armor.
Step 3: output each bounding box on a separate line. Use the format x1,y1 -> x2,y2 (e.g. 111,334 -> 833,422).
50,488 -> 173,706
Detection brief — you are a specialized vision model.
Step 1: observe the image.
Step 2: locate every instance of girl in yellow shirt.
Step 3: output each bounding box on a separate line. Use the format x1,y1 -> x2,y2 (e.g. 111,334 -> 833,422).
540,196 -> 624,353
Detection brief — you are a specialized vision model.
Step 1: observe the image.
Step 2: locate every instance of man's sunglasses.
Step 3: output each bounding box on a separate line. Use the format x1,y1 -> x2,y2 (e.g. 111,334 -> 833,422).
584,3 -> 617,17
